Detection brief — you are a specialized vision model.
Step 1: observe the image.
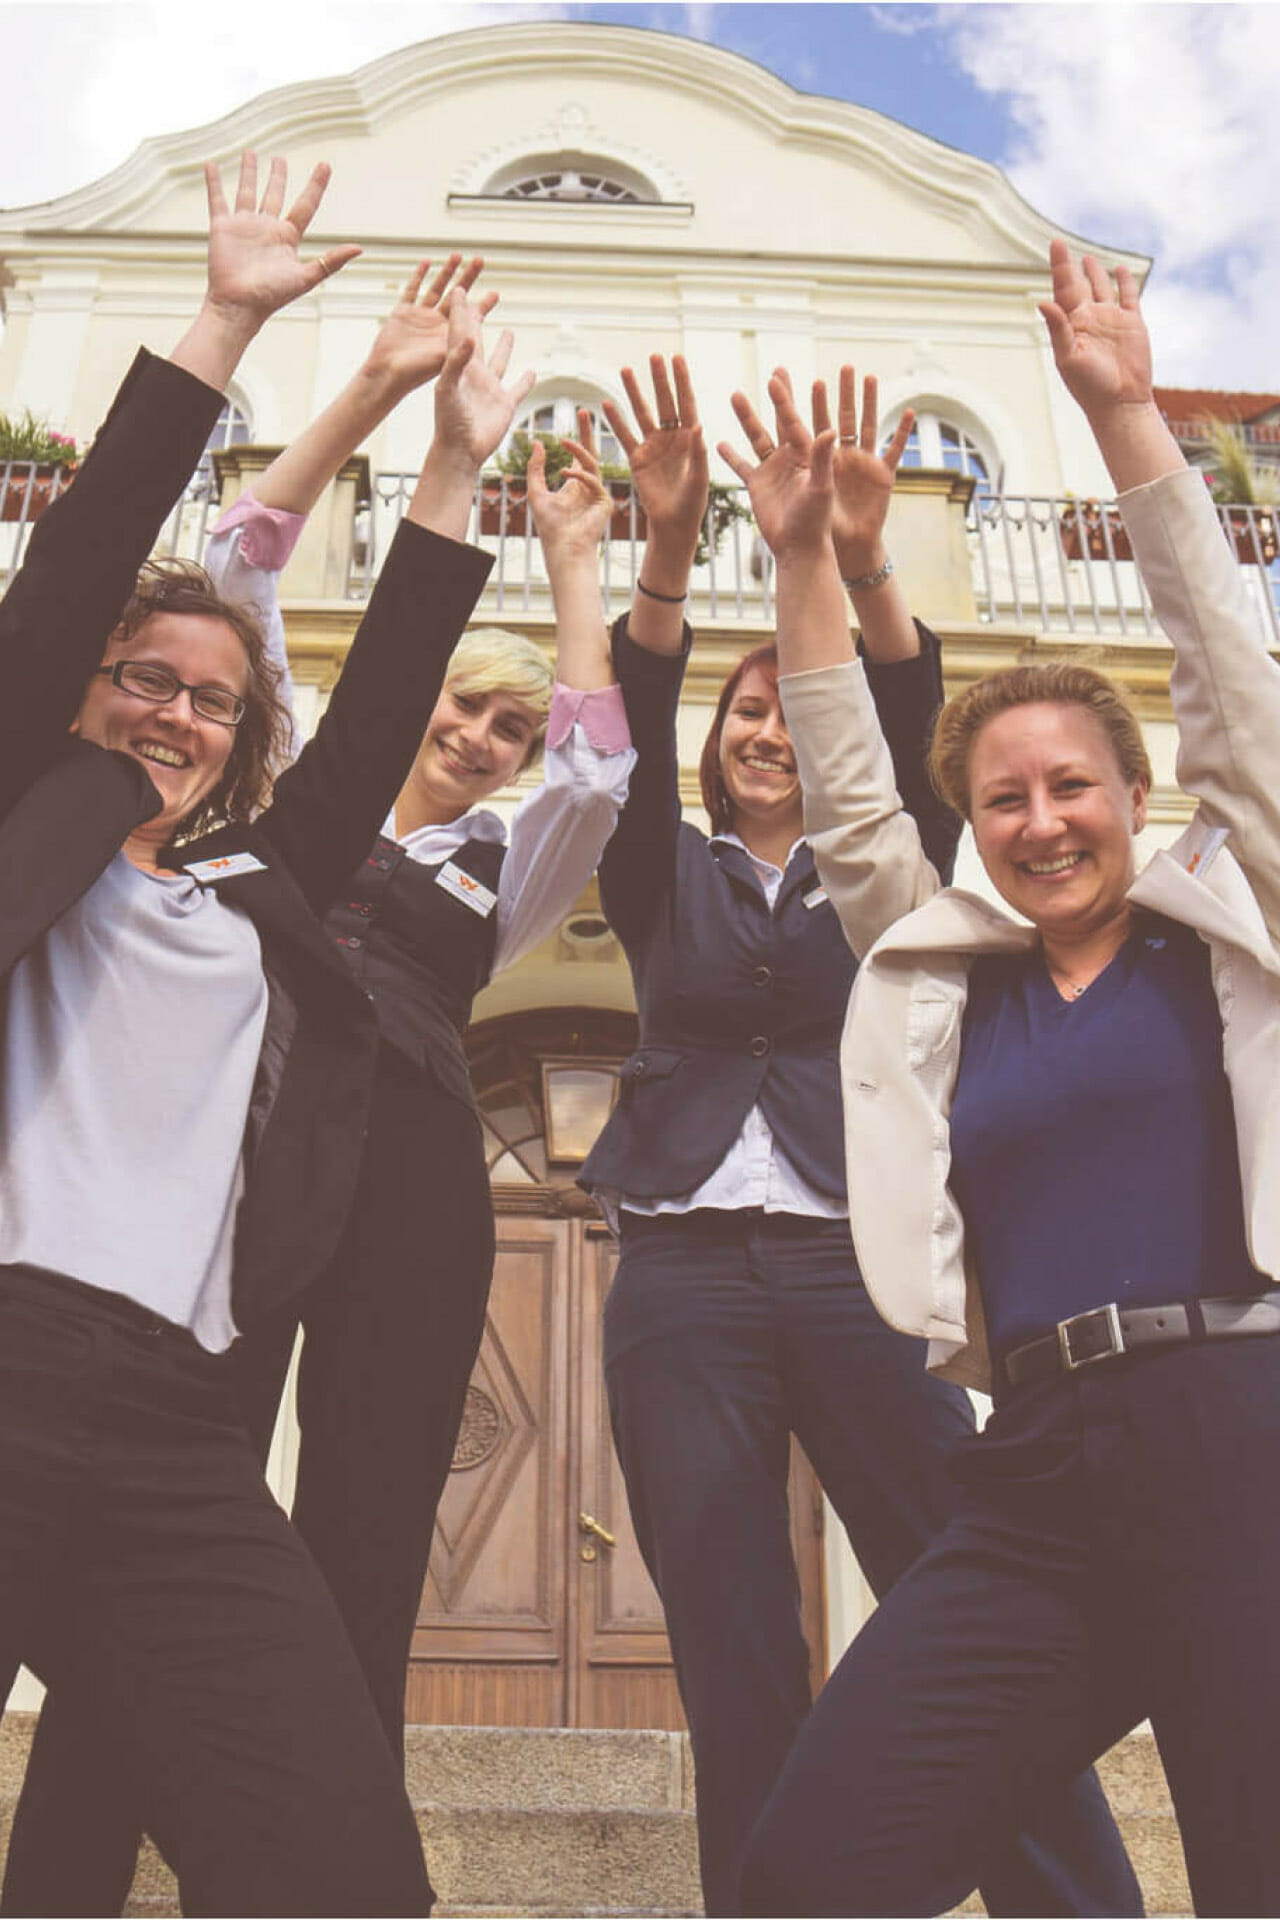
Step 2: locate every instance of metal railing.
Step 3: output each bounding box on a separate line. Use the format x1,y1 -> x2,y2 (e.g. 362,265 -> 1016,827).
967,493 -> 1280,648
5,459 -> 1277,658
352,472 -> 775,626
0,462 -> 218,592
1164,417 -> 1280,450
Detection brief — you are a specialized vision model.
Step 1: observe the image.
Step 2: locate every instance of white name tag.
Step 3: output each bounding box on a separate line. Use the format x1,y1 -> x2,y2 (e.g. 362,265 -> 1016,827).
1184,823 -> 1230,879
182,852 -> 268,884
803,885 -> 829,909
437,860 -> 497,918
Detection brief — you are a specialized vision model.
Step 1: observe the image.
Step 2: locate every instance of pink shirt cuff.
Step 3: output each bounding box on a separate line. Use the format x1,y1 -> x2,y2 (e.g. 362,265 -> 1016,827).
546,682 -> 631,754
212,491 -> 307,571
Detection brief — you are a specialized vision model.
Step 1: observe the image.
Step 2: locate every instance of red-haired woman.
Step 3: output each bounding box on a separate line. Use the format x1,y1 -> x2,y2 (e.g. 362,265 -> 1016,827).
577,360 -> 1138,1919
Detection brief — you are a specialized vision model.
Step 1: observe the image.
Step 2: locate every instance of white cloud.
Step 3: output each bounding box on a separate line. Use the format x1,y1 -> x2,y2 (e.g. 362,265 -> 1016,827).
935,3 -> 1279,387
0,1 -> 559,209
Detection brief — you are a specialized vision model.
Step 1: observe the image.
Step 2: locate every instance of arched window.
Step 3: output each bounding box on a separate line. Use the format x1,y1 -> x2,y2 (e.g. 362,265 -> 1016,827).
194,395 -> 252,496
484,151 -> 656,206
884,408 -> 1001,498
510,392 -> 624,470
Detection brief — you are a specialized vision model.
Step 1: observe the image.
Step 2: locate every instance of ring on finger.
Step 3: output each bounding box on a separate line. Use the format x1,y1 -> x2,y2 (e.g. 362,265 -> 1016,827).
838,435 -> 858,445
658,418 -> 680,431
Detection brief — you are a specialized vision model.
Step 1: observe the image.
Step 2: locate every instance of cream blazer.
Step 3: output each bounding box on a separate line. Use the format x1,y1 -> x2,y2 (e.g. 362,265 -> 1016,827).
781,467 -> 1280,1392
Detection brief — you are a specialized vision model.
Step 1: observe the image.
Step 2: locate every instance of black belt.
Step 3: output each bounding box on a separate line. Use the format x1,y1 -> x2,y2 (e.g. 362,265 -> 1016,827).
1000,1291 -> 1280,1393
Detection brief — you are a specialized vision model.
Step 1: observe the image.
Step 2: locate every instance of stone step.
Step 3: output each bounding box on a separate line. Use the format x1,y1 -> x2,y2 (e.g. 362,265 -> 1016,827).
403,1724 -> 693,1812
1,1718 -> 1192,1919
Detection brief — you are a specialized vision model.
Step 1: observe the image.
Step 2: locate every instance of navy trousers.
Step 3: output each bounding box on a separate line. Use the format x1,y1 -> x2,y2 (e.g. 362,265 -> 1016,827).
0,1266 -> 432,1918
741,1334 -> 1280,1918
2,1049 -> 494,1915
605,1210 -> 1141,1919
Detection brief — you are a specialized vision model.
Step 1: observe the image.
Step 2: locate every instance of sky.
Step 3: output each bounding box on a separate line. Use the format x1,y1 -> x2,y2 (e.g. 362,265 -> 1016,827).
1,0 -> 1274,387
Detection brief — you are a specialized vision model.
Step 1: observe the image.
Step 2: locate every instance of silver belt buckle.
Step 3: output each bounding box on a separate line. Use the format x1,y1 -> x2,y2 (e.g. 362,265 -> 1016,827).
1057,1301 -> 1125,1370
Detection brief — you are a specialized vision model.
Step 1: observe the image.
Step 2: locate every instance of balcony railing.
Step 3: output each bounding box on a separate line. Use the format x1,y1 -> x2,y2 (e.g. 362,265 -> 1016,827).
1165,417 -> 1280,450
967,493 -> 1280,649
0,462 -> 218,592
4,462 -> 1277,657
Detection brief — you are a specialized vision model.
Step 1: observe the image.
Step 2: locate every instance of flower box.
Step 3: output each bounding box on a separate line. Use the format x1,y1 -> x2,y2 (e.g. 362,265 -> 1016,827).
1058,502 -> 1132,563
1059,499 -> 1277,566
477,478 -> 647,542
1,461 -> 75,524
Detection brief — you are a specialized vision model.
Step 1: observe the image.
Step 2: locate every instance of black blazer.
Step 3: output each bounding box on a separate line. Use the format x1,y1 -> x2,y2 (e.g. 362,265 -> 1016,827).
0,348 -> 492,1328
580,618 -> 960,1203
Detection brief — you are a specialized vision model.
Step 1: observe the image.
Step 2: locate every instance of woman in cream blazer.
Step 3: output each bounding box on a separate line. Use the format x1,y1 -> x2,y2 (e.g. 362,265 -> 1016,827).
718,246 -> 1280,1917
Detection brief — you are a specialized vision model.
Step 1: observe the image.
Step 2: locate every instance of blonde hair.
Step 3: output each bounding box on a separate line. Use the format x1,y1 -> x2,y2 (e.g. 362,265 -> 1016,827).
445,627 -> 554,768
930,662 -> 1152,819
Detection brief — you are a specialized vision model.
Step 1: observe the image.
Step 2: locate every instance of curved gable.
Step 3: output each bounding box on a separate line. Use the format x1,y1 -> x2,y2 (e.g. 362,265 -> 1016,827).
0,23 -> 1146,278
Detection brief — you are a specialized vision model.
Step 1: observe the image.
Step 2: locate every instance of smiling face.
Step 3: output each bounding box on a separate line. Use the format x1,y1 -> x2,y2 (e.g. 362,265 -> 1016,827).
404,682 -> 542,825
73,610 -> 249,848
968,701 -> 1147,938
717,664 -> 803,839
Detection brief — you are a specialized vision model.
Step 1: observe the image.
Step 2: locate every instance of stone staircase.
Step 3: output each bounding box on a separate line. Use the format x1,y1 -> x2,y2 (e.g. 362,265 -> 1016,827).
0,1716 -> 1190,1916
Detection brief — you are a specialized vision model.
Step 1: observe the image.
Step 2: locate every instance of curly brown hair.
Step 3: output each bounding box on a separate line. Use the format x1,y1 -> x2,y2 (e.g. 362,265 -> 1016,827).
105,559 -> 295,840
929,662 -> 1152,819
699,644 -> 780,834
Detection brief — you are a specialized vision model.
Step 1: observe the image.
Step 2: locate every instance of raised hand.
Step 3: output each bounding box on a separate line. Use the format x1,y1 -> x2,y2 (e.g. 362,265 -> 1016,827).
527,410 -> 611,563
1038,240 -> 1153,418
718,369 -> 835,562
203,152 -> 360,330
603,356 -> 708,568
430,293 -> 536,476
364,256 -> 494,400
815,370 -> 911,578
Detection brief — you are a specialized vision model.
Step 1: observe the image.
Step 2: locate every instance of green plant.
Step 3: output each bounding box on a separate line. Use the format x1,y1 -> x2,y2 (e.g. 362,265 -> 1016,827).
1202,419 -> 1280,507
0,410 -> 77,465
696,481 -> 752,567
496,432 -> 751,562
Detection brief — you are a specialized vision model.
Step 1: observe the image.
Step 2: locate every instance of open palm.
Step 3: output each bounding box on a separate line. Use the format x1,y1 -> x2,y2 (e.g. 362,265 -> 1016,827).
204,153 -> 359,324
1039,241 -> 1153,416
432,296 -> 536,470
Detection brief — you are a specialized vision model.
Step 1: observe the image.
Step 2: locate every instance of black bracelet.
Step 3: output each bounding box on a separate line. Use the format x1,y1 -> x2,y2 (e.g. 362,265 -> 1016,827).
636,578 -> 688,605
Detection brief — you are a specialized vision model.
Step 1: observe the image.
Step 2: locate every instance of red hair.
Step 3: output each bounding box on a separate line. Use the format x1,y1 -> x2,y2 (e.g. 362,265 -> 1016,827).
698,644 -> 779,834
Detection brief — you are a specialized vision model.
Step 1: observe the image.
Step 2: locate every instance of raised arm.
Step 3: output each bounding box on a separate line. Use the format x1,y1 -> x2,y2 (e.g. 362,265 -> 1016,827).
0,152 -> 354,810
595,358 -> 706,943
604,355 -> 708,657
1041,242 -> 1280,937
207,257 -> 490,747
721,369 -> 940,954
252,292 -> 534,909
245,256 -> 488,516
489,415 -> 637,973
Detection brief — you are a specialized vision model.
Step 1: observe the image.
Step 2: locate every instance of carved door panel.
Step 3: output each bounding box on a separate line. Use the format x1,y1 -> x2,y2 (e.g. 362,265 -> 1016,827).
570,1223 -> 686,1729
406,1213 -> 826,1729
406,1217 -> 571,1727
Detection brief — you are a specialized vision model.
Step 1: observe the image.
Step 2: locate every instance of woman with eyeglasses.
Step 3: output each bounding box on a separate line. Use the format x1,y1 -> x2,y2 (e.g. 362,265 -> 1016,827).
575,356 -> 1138,1919
2,266 -> 634,1920
733,247 -> 1280,1918
0,153 -> 519,1916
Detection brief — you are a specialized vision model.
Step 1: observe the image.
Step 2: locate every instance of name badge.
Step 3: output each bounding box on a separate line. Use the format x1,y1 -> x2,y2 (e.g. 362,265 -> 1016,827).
182,852 -> 268,884
1184,823 -> 1229,879
437,860 -> 497,918
803,885 -> 829,910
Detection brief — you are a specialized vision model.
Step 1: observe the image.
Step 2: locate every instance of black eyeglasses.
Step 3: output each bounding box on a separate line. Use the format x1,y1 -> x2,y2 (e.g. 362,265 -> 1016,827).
95,660 -> 246,727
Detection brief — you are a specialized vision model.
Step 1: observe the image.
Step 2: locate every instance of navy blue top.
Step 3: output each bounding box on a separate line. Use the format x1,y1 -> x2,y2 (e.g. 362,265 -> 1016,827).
949,911 -> 1263,1357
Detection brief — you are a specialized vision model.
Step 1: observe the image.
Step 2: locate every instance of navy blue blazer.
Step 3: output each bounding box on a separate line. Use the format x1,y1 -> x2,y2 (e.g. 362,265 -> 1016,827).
0,348 -> 492,1327
580,618 -> 960,1204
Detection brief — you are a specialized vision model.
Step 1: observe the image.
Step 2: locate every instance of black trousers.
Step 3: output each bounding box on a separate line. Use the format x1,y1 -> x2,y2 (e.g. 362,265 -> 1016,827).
3,1048 -> 495,1916
740,1334 -> 1280,1918
0,1265 -> 432,1918
605,1210 -> 1141,1919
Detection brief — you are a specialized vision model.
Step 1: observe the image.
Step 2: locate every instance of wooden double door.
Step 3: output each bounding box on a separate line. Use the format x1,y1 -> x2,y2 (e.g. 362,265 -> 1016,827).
406,1210 -> 826,1730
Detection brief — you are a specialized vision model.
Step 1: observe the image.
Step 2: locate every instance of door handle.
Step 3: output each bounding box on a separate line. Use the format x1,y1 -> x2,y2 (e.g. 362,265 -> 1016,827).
578,1511 -> 617,1549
